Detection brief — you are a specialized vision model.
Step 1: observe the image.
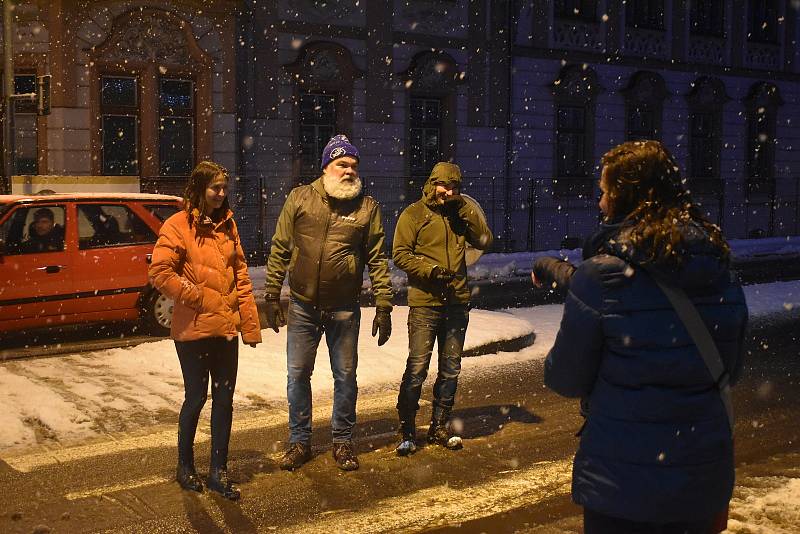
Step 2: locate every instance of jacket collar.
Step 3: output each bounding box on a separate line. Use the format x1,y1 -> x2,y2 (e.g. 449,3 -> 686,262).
190,208 -> 233,230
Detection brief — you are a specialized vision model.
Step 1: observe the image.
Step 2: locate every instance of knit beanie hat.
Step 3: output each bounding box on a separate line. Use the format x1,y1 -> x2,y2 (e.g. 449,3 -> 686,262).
321,134 -> 360,170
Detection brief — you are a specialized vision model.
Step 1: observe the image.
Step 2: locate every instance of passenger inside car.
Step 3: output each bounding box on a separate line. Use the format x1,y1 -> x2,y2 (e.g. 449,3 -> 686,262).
21,207 -> 65,253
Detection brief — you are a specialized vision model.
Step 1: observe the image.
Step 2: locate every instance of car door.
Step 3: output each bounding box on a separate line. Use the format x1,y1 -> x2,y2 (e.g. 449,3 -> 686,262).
72,202 -> 158,314
0,203 -> 75,328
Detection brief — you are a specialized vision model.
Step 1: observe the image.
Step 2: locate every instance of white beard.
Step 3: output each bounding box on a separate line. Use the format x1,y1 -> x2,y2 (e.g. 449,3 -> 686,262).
322,173 -> 362,200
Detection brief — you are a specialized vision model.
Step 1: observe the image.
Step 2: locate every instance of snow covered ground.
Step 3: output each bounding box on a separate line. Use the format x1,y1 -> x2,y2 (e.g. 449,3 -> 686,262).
0,280 -> 797,452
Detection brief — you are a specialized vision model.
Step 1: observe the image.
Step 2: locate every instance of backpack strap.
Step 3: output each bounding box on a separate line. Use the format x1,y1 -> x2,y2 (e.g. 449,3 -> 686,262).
641,265 -> 735,432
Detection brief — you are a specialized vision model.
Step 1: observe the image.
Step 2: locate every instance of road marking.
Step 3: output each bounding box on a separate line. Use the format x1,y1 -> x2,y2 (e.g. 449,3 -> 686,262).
3,429 -> 210,473
1,393 -> 426,473
64,475 -> 171,501
275,458 -> 573,533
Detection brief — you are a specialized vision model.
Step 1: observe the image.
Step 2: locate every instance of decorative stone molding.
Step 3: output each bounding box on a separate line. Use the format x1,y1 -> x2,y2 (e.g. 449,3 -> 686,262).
745,42 -> 781,71
622,71 -> 667,104
552,64 -> 602,101
624,28 -> 669,59
688,36 -> 727,65
685,76 -> 730,110
75,4 -> 221,63
97,15 -> 189,64
553,20 -> 605,52
401,51 -> 461,94
284,41 -> 364,86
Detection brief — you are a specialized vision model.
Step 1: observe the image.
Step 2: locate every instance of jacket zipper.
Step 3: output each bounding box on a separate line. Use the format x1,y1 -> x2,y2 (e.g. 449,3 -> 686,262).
315,201 -> 333,307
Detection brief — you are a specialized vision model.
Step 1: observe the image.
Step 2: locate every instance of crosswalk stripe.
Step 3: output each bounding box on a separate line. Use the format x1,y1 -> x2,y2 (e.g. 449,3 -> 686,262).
1,394 -> 427,473
64,475 -> 172,501
275,458 -> 573,533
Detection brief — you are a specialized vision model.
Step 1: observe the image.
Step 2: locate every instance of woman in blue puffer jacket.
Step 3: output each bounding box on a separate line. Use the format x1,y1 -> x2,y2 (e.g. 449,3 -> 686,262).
543,140 -> 748,533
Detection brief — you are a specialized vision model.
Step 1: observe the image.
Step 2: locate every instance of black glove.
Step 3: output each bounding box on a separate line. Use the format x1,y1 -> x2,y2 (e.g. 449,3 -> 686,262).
431,266 -> 457,283
263,292 -> 286,333
371,306 -> 392,346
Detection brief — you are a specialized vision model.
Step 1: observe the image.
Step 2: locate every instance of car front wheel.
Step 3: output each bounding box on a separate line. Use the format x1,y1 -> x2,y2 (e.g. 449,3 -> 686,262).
142,290 -> 173,336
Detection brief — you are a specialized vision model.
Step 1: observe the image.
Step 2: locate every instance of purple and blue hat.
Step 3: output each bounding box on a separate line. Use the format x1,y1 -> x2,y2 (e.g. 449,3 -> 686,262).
321,134 -> 359,169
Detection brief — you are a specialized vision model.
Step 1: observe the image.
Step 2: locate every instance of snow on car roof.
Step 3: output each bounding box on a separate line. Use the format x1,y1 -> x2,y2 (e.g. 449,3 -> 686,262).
0,192 -> 183,202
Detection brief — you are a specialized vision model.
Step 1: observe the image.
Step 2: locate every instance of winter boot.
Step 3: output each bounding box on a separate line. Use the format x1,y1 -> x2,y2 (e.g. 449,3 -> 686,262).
280,442 -> 312,471
207,466 -> 240,500
332,440 -> 359,471
176,463 -> 203,493
395,412 -> 417,456
427,413 -> 463,450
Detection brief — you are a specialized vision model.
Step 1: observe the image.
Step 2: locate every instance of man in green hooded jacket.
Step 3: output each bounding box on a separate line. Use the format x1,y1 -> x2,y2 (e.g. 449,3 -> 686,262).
392,161 -> 493,455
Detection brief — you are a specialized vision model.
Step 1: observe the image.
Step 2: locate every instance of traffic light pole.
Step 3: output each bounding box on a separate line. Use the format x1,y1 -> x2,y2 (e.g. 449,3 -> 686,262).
2,0 -> 14,195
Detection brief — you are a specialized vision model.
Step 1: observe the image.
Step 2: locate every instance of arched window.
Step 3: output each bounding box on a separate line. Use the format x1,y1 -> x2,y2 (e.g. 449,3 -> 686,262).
685,77 -> 729,194
552,64 -> 600,196
745,82 -> 782,195
401,51 -> 459,193
284,42 -> 361,184
88,8 -> 213,187
622,71 -> 667,141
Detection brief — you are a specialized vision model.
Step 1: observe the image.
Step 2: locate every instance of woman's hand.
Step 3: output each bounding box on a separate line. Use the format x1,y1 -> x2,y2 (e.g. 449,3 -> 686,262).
531,271 -> 543,288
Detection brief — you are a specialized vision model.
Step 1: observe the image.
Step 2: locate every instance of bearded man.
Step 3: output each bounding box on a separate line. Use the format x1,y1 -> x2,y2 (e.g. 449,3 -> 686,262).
263,134 -> 394,472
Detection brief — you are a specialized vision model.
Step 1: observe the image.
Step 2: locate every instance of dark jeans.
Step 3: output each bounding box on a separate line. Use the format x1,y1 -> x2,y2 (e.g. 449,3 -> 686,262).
397,305 -> 469,422
286,297 -> 360,444
174,337 -> 238,469
584,508 -> 718,534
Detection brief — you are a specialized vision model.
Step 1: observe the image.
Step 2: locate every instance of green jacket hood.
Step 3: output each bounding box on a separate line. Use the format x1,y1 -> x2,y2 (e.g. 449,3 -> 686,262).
423,162 -> 462,207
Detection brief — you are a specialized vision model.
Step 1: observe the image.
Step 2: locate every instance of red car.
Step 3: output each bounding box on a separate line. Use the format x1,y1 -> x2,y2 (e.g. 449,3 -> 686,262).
0,193 -> 182,335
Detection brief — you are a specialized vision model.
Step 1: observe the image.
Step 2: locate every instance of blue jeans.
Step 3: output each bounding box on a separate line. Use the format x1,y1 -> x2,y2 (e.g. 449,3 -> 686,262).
286,297 -> 360,444
397,305 -> 469,422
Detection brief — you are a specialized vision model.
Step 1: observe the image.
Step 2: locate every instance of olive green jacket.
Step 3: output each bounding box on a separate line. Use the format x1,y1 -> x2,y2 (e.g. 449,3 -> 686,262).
265,177 -> 393,309
392,163 -> 493,306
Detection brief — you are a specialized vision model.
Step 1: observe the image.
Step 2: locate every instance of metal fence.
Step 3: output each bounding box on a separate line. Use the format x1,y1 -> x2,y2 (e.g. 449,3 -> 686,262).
246,175 -> 800,260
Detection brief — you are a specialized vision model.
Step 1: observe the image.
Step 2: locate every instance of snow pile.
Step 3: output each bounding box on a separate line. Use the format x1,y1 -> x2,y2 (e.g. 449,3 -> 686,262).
0,307 -> 536,450
727,476 -> 800,533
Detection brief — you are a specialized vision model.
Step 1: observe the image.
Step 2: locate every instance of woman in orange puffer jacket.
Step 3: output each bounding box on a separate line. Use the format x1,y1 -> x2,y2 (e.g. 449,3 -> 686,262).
149,161 -> 261,500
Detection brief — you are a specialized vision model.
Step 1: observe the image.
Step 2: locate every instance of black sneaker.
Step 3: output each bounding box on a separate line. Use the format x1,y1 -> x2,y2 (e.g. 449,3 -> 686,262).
207,467 -> 240,501
280,442 -> 312,471
427,422 -> 463,450
176,463 -> 203,493
332,441 -> 359,471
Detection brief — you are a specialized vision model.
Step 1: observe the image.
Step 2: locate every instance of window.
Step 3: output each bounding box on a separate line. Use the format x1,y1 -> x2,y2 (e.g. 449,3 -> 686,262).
159,79 -> 194,176
101,76 -> 139,175
552,65 -> 599,196
145,203 -> 181,222
555,0 -> 596,21
686,77 -> 727,195
77,204 -> 156,249
689,112 -> 718,180
0,205 -> 66,255
556,105 -> 588,178
12,75 -> 38,174
623,72 -> 666,142
748,0 -> 779,43
299,92 -> 336,179
626,0 -> 664,30
409,96 -> 442,180
745,82 -> 782,194
690,0 -> 725,37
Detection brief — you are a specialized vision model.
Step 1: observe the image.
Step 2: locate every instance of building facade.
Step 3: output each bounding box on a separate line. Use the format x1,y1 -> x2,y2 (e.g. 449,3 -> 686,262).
3,1 -> 799,257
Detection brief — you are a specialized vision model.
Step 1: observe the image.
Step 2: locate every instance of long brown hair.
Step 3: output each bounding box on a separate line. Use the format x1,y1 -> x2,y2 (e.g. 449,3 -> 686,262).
183,161 -> 230,224
600,140 -> 729,266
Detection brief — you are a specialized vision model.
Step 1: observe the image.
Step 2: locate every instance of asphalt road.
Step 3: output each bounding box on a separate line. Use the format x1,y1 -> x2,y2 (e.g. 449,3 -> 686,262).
0,315 -> 798,533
